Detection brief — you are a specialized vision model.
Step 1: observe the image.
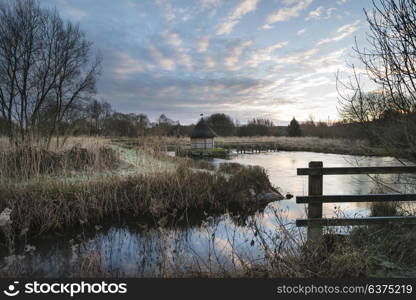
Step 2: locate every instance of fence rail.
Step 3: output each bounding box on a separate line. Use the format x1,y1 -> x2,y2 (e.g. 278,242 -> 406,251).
297,166 -> 416,175
296,216 -> 416,227
297,193 -> 416,203
295,161 -> 416,244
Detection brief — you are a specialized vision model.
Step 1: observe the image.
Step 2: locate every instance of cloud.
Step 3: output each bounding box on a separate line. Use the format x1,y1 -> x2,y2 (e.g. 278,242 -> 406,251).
303,47 -> 348,74
224,40 -> 252,70
59,0 -> 87,20
306,6 -> 323,20
205,56 -> 217,69
336,0 -> 350,5
102,74 -> 263,109
246,41 -> 289,67
216,0 -> 260,35
148,44 -> 175,71
278,47 -> 319,65
262,0 -> 313,29
47,0 -> 365,123
162,31 -> 193,71
316,20 -> 360,46
162,31 -> 182,47
156,0 -> 176,23
199,0 -> 223,18
200,0 -> 222,8
197,36 -> 210,53
256,46 -> 350,118
177,51 -> 193,71
113,52 -> 154,76
306,6 -> 335,20
297,28 -> 306,35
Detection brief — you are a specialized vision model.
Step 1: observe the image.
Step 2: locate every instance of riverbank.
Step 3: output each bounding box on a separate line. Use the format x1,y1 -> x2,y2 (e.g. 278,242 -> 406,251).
114,136 -> 392,157
0,136 -> 414,278
216,136 -> 389,157
0,137 -> 281,243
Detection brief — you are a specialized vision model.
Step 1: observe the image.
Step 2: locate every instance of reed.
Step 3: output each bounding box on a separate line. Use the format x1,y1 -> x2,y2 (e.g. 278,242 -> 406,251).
0,137 -> 120,182
115,136 -> 388,157
0,162 -> 277,239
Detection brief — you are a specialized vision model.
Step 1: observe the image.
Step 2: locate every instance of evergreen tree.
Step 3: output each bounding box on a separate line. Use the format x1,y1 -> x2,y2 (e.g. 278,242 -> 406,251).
206,113 -> 235,136
288,117 -> 302,137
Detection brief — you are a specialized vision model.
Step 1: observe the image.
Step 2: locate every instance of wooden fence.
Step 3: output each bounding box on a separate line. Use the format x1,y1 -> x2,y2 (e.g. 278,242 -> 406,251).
295,161 -> 416,244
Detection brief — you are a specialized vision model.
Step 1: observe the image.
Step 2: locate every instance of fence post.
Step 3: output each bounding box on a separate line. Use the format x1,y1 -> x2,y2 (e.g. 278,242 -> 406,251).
307,161 -> 323,244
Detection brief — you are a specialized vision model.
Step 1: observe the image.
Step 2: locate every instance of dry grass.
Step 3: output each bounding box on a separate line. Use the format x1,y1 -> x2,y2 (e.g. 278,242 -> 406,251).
71,249 -> 106,278
0,136 -> 179,184
112,136 -> 388,156
0,136 -> 110,151
214,136 -> 386,156
0,145 -> 121,180
0,152 -> 277,238
217,136 -> 366,147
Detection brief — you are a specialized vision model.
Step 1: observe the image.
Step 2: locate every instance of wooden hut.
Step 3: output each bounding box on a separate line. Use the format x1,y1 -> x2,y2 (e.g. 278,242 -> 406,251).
190,117 -> 216,149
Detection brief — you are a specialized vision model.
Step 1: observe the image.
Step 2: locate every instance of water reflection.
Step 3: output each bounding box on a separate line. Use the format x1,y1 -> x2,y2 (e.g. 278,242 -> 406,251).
10,151 -> 415,276
228,151 -> 415,218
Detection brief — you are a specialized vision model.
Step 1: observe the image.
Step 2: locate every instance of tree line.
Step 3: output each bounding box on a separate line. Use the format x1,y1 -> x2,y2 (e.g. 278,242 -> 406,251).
0,99 -> 365,139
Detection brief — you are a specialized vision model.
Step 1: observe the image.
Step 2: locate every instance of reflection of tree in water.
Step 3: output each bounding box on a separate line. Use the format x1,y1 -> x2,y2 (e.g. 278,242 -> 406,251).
228,206 -> 268,227
339,155 -> 416,216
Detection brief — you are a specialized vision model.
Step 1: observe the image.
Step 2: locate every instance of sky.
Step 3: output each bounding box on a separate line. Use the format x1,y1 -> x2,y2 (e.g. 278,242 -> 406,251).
41,0 -> 374,125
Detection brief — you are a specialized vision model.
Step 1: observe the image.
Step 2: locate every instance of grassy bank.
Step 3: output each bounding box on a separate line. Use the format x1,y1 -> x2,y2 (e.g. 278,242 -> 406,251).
0,164 -> 277,236
216,136 -> 389,156
0,137 -> 280,242
114,136 -> 390,157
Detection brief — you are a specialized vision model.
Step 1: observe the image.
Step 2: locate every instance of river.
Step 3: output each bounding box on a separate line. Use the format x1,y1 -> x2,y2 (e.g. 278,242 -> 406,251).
8,151 -> 415,277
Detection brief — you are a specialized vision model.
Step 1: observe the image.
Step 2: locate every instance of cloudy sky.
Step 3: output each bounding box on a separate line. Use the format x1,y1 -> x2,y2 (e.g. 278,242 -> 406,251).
41,0 -> 373,125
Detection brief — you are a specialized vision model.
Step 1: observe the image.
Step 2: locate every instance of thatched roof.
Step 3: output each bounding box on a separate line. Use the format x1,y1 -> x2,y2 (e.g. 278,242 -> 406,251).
190,118 -> 216,138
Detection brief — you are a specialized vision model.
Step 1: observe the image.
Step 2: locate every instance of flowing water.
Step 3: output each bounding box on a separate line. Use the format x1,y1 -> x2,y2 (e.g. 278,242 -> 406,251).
9,151 -> 416,276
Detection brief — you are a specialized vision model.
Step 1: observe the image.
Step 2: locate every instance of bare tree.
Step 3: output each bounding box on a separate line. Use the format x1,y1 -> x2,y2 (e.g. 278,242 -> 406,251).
86,99 -> 104,134
338,0 -> 416,159
0,0 -> 101,147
